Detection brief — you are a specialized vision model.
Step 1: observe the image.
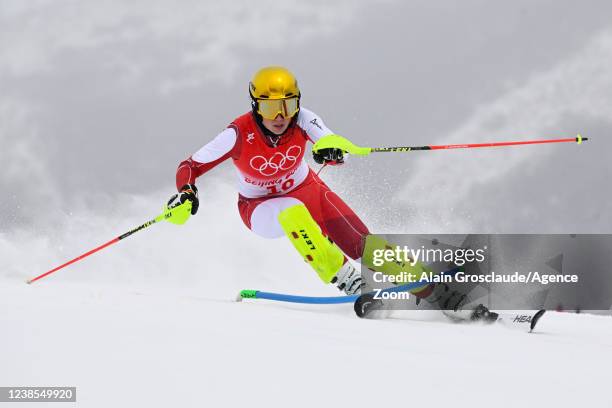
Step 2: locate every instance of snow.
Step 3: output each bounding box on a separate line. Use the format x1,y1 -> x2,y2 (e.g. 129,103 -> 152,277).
1,186 -> 611,407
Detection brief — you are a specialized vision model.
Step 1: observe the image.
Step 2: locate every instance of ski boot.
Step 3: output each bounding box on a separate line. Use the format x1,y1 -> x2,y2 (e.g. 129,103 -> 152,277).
417,283 -> 497,323
470,304 -> 498,323
331,262 -> 363,295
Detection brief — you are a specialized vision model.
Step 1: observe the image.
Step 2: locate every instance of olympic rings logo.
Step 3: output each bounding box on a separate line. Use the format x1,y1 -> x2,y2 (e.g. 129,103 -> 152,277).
249,145 -> 302,176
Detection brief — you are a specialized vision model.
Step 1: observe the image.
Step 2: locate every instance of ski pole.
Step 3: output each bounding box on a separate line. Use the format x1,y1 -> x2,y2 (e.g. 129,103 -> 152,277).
26,201 -> 192,284
313,134 -> 588,156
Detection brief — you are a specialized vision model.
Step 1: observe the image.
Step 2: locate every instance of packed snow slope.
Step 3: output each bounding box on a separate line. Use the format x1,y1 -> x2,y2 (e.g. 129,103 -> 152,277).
1,185 -> 610,408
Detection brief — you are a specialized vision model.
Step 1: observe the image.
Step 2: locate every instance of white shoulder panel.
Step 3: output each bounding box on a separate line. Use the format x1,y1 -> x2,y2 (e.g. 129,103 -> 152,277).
296,107 -> 334,142
192,127 -> 237,163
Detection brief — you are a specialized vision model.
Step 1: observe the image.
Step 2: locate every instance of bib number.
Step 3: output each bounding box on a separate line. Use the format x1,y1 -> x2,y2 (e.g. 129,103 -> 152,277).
266,178 -> 295,195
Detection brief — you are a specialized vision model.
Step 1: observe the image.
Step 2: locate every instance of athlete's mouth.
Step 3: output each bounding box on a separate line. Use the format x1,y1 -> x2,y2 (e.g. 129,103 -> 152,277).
271,124 -> 286,133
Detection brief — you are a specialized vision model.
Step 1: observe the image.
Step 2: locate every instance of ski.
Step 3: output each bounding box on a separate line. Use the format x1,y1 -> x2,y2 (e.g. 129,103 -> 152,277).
354,292 -> 384,317
495,309 -> 546,332
354,293 -> 546,333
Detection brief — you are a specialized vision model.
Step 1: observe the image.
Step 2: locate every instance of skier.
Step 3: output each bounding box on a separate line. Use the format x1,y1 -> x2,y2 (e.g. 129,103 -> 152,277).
168,66 -> 366,295
167,66 -> 496,321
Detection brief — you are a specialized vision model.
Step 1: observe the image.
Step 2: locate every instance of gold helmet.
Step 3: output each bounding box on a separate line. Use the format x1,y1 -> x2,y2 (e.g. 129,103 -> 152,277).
249,66 -> 300,120
249,66 -> 300,99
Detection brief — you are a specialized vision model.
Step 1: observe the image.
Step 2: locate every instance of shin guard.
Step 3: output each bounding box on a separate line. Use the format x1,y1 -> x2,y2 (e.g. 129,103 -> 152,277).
362,234 -> 434,297
278,204 -> 344,283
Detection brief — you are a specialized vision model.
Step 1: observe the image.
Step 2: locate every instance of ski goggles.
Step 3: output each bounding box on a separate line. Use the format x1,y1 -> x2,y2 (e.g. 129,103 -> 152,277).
256,97 -> 300,120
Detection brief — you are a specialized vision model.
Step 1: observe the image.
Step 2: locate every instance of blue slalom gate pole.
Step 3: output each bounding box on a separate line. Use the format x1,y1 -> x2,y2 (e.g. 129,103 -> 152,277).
238,267 -> 460,305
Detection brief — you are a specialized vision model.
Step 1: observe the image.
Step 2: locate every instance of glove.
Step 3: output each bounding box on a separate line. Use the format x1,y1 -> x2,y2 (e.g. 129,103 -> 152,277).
167,184 -> 199,215
312,148 -> 344,165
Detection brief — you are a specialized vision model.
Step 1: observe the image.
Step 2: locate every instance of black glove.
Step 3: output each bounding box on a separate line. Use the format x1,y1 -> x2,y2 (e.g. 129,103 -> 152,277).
312,148 -> 344,165
167,184 -> 199,215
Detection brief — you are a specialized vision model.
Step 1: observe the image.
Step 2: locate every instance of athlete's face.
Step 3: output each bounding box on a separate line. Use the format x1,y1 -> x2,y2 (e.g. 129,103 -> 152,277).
262,114 -> 292,135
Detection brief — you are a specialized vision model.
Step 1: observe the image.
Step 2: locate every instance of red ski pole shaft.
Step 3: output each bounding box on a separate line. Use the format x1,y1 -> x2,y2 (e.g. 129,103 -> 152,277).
371,135 -> 588,153
26,201 -> 192,284
26,216 -> 161,284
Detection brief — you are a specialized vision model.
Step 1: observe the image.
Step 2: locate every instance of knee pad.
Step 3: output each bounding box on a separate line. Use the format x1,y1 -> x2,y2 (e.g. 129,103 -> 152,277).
278,204 -> 344,283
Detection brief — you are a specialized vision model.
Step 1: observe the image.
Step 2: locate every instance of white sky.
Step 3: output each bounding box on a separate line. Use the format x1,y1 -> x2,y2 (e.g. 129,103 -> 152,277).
1,0 -> 611,232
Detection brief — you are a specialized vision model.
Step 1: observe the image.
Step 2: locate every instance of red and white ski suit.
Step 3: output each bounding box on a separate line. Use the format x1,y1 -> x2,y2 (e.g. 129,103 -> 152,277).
176,108 -> 369,260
